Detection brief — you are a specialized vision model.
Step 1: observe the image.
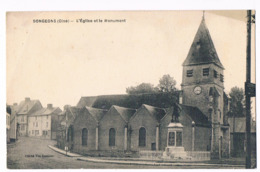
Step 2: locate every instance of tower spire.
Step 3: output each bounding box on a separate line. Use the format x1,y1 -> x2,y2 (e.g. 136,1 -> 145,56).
182,11 -> 224,69
202,10 -> 205,21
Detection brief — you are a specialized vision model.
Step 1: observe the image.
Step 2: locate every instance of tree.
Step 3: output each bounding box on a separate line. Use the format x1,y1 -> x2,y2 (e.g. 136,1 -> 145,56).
126,83 -> 157,94
229,86 -> 245,117
157,74 -> 177,93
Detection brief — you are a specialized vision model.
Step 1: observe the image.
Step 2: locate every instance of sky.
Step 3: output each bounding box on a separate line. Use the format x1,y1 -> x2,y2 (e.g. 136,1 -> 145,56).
6,11 -> 255,116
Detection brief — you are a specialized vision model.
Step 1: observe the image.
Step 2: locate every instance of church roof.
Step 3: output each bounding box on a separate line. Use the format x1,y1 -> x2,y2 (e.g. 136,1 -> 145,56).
77,96 -> 97,108
142,104 -> 166,122
67,106 -> 79,120
180,104 -> 211,126
77,92 -> 179,110
183,18 -> 224,69
60,106 -> 80,125
112,105 -> 136,123
85,106 -> 107,122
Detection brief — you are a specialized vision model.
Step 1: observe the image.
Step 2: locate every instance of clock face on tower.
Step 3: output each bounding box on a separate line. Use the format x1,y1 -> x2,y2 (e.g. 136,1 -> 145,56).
194,86 -> 202,95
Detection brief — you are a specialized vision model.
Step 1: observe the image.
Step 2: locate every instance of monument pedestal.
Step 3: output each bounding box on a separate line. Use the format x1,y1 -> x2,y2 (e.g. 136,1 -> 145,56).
162,122 -> 189,160
163,146 -> 188,160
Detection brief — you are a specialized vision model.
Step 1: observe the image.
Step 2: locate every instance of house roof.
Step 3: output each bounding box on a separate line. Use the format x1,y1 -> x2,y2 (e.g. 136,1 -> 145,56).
183,18 -> 224,69
59,106 -> 80,125
85,106 -> 107,122
16,99 -> 42,115
228,117 -> 256,133
30,107 -> 61,116
112,105 -> 136,123
67,106 -> 79,120
77,92 -> 179,110
180,104 -> 211,126
142,104 -> 166,123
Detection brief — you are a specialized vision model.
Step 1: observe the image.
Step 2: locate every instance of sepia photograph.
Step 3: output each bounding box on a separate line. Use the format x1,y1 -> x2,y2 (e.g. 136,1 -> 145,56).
6,9 -> 256,169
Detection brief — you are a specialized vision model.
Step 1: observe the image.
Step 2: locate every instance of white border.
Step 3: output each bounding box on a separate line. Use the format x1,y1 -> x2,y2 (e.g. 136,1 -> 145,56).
1,0 -> 258,172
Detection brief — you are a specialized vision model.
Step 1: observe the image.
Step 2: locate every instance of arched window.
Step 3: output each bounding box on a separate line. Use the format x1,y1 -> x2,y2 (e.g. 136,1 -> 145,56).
139,127 -> 146,147
109,128 -> 116,146
82,128 -> 88,146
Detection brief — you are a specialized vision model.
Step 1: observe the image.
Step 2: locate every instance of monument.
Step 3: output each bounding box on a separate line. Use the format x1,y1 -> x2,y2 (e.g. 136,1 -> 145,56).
162,103 -> 189,160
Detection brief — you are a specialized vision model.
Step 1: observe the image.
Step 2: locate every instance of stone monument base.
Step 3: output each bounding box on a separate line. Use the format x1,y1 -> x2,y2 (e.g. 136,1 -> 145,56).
162,146 -> 190,160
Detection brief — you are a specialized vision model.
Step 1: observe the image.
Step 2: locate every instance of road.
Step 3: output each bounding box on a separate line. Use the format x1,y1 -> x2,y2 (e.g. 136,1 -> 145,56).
7,137 -> 243,169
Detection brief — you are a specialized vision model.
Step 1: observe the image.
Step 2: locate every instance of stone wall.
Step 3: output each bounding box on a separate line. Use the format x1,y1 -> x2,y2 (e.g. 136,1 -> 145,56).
129,107 -> 157,151
99,108 -> 126,151
194,126 -> 211,151
73,110 -> 98,152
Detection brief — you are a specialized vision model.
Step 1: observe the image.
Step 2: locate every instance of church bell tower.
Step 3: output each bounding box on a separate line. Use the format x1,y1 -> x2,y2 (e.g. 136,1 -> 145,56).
181,15 -> 225,159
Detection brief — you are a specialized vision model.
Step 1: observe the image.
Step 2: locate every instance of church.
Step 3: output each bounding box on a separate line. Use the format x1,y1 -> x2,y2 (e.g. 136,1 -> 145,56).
57,16 -> 230,160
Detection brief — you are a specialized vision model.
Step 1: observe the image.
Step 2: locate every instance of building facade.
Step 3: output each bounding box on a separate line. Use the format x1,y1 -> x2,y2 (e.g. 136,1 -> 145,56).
13,98 -> 43,137
28,104 -> 62,139
73,107 -> 107,153
129,104 -> 165,151
228,117 -> 256,157
99,105 -> 136,151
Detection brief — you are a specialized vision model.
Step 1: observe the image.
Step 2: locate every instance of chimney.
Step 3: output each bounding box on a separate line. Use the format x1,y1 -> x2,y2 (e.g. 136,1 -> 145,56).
47,104 -> 53,109
25,97 -> 30,102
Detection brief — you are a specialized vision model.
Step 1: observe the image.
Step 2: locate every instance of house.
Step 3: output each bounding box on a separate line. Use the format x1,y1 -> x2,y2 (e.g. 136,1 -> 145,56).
28,104 -> 62,139
12,98 -> 43,137
228,117 -> 256,157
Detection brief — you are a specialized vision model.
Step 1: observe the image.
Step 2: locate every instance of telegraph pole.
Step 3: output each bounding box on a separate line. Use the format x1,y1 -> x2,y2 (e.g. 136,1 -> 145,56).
245,10 -> 255,169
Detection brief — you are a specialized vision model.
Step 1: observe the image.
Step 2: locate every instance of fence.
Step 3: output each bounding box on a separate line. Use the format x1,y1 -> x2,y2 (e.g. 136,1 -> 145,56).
139,150 -> 211,161
139,150 -> 163,159
186,151 -> 210,161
